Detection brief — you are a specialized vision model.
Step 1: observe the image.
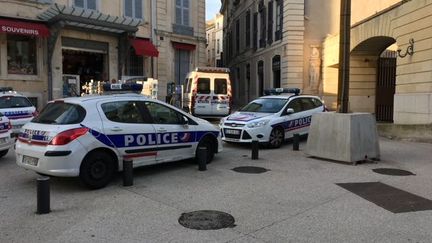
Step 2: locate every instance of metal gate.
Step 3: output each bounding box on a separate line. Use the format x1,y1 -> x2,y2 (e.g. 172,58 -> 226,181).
376,51 -> 396,122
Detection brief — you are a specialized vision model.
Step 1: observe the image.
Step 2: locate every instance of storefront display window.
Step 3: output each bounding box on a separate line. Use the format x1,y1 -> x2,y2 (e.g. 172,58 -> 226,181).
7,35 -> 37,75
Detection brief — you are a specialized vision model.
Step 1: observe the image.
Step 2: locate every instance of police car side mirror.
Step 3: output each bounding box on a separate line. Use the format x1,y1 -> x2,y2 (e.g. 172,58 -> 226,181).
286,108 -> 295,115
182,116 -> 189,125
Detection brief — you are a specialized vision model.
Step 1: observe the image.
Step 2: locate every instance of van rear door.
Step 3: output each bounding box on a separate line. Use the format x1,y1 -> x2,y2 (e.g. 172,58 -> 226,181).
194,77 -> 212,115
212,78 -> 230,116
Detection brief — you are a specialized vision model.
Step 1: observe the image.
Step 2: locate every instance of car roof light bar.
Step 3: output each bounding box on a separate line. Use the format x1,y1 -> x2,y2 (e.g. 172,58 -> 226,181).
264,88 -> 301,96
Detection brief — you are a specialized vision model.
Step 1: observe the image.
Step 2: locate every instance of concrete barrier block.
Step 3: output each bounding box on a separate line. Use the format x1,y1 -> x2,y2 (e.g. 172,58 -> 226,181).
306,113 -> 380,163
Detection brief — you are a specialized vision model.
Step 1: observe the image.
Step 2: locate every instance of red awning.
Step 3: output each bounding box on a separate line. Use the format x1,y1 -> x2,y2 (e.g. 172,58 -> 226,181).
172,42 -> 196,51
131,38 -> 159,57
0,18 -> 50,37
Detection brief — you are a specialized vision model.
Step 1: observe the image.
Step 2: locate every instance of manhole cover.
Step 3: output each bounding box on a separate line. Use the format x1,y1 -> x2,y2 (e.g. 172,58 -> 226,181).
178,210 -> 235,230
232,166 -> 269,174
372,168 -> 415,176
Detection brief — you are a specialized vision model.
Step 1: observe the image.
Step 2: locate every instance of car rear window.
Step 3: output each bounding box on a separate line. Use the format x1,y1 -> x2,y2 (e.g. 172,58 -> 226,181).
214,79 -> 228,94
0,96 -> 33,108
32,102 -> 86,124
197,78 -> 210,94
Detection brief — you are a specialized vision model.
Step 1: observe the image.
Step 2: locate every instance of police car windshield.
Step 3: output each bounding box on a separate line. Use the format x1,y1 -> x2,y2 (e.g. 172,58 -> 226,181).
33,103 -> 86,125
240,98 -> 288,113
0,96 -> 33,109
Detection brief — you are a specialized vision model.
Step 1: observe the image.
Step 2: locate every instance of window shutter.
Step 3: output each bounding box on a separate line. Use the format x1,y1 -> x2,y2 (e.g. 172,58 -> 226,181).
175,1 -> 182,24
279,0 -> 283,40
183,0 -> 189,26
260,7 -> 266,48
87,0 -> 97,10
135,0 -> 142,19
74,0 -> 84,8
253,12 -> 258,50
245,11 -> 251,48
124,0 -> 133,17
268,1 -> 273,45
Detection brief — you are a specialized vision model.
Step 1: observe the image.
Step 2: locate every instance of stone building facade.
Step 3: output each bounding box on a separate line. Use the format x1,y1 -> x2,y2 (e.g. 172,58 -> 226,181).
205,14 -> 223,67
0,0 -> 206,108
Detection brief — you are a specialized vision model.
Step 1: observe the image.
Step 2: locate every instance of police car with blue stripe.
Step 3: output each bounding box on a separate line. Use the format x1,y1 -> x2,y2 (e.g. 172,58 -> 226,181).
220,88 -> 327,148
16,85 -> 222,189
0,112 -> 14,158
0,87 -> 37,137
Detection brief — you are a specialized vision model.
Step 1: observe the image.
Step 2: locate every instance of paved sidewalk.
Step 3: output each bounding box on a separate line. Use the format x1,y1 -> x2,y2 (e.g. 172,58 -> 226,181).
0,138 -> 432,242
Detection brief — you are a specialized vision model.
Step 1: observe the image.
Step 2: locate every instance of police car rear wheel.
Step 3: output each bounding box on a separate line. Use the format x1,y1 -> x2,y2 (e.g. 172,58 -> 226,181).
268,128 -> 284,148
0,149 -> 8,158
80,151 -> 115,189
196,137 -> 215,164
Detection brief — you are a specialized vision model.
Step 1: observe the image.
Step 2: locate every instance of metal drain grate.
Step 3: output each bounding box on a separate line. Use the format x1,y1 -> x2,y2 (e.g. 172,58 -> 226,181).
178,210 -> 235,230
337,182 -> 432,213
372,168 -> 415,176
232,166 -> 269,174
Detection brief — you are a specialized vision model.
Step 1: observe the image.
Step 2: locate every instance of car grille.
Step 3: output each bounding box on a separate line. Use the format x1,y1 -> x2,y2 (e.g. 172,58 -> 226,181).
224,122 -> 245,128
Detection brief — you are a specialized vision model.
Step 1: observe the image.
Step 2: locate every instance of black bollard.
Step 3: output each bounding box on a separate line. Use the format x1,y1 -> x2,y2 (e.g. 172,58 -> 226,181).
123,159 -> 133,187
197,147 -> 207,171
37,176 -> 50,214
293,133 -> 300,151
251,140 -> 259,160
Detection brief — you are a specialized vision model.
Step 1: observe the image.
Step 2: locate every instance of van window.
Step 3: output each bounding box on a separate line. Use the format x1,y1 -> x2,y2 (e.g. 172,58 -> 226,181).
214,79 -> 227,94
197,78 -> 210,94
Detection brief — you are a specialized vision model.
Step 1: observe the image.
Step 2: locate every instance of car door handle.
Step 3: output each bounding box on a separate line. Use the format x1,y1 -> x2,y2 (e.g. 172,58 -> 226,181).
110,127 -> 123,132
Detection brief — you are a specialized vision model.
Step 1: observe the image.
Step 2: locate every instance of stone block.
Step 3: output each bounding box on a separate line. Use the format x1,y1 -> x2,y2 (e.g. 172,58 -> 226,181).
306,113 -> 380,164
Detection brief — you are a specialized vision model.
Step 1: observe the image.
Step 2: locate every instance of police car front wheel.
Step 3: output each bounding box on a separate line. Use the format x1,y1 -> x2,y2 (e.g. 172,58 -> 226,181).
80,151 -> 116,189
0,150 -> 8,158
268,128 -> 284,148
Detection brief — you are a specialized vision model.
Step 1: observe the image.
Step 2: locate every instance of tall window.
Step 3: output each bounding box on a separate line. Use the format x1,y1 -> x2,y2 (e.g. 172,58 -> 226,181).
175,50 -> 190,85
253,12 -> 258,50
74,0 -> 97,10
245,11 -> 251,48
175,0 -> 190,26
7,35 -> 37,75
259,2 -> 267,48
217,39 -> 220,53
275,0 -> 283,41
267,1 -> 274,45
236,19 -> 240,53
124,0 -> 143,19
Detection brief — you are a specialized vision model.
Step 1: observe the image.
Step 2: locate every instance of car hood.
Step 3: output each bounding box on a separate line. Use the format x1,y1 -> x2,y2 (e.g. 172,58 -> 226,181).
226,112 -> 273,122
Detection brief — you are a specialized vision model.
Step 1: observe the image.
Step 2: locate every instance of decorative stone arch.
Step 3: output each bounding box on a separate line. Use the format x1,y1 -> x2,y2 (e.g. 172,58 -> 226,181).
323,0 -> 432,127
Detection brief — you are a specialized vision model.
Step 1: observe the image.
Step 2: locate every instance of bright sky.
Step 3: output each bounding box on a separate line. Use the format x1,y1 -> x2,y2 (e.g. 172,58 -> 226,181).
206,0 -> 221,21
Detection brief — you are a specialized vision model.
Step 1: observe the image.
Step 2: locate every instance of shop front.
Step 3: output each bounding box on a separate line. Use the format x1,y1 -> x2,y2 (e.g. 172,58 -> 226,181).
0,18 -> 50,108
38,4 -> 158,99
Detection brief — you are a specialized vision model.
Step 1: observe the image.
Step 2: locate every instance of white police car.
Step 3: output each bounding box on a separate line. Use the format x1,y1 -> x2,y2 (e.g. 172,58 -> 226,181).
16,93 -> 222,189
220,88 -> 326,148
0,112 -> 14,158
0,88 -> 37,137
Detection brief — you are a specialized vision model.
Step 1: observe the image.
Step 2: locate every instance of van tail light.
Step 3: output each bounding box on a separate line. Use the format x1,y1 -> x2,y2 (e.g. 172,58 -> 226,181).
191,92 -> 197,114
49,127 -> 89,146
32,111 -> 39,117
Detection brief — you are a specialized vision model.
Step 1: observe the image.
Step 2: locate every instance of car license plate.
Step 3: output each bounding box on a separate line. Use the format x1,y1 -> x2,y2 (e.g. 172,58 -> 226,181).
22,155 -> 38,166
225,129 -> 240,135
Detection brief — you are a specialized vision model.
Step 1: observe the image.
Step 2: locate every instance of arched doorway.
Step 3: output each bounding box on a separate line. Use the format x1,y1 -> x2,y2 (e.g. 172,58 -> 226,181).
350,36 -> 397,122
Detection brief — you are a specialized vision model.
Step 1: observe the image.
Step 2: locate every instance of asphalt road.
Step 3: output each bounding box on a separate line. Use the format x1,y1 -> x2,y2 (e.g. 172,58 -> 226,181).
1,137 -> 432,242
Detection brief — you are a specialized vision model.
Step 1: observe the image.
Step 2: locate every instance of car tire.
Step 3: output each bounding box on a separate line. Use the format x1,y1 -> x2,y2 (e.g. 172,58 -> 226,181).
0,149 -> 8,158
79,151 -> 115,189
268,127 -> 284,148
195,136 -> 215,164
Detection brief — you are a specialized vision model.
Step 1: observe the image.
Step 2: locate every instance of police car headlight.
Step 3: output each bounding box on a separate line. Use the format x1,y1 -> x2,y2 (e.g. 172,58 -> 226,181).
219,117 -> 226,126
247,119 -> 270,128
